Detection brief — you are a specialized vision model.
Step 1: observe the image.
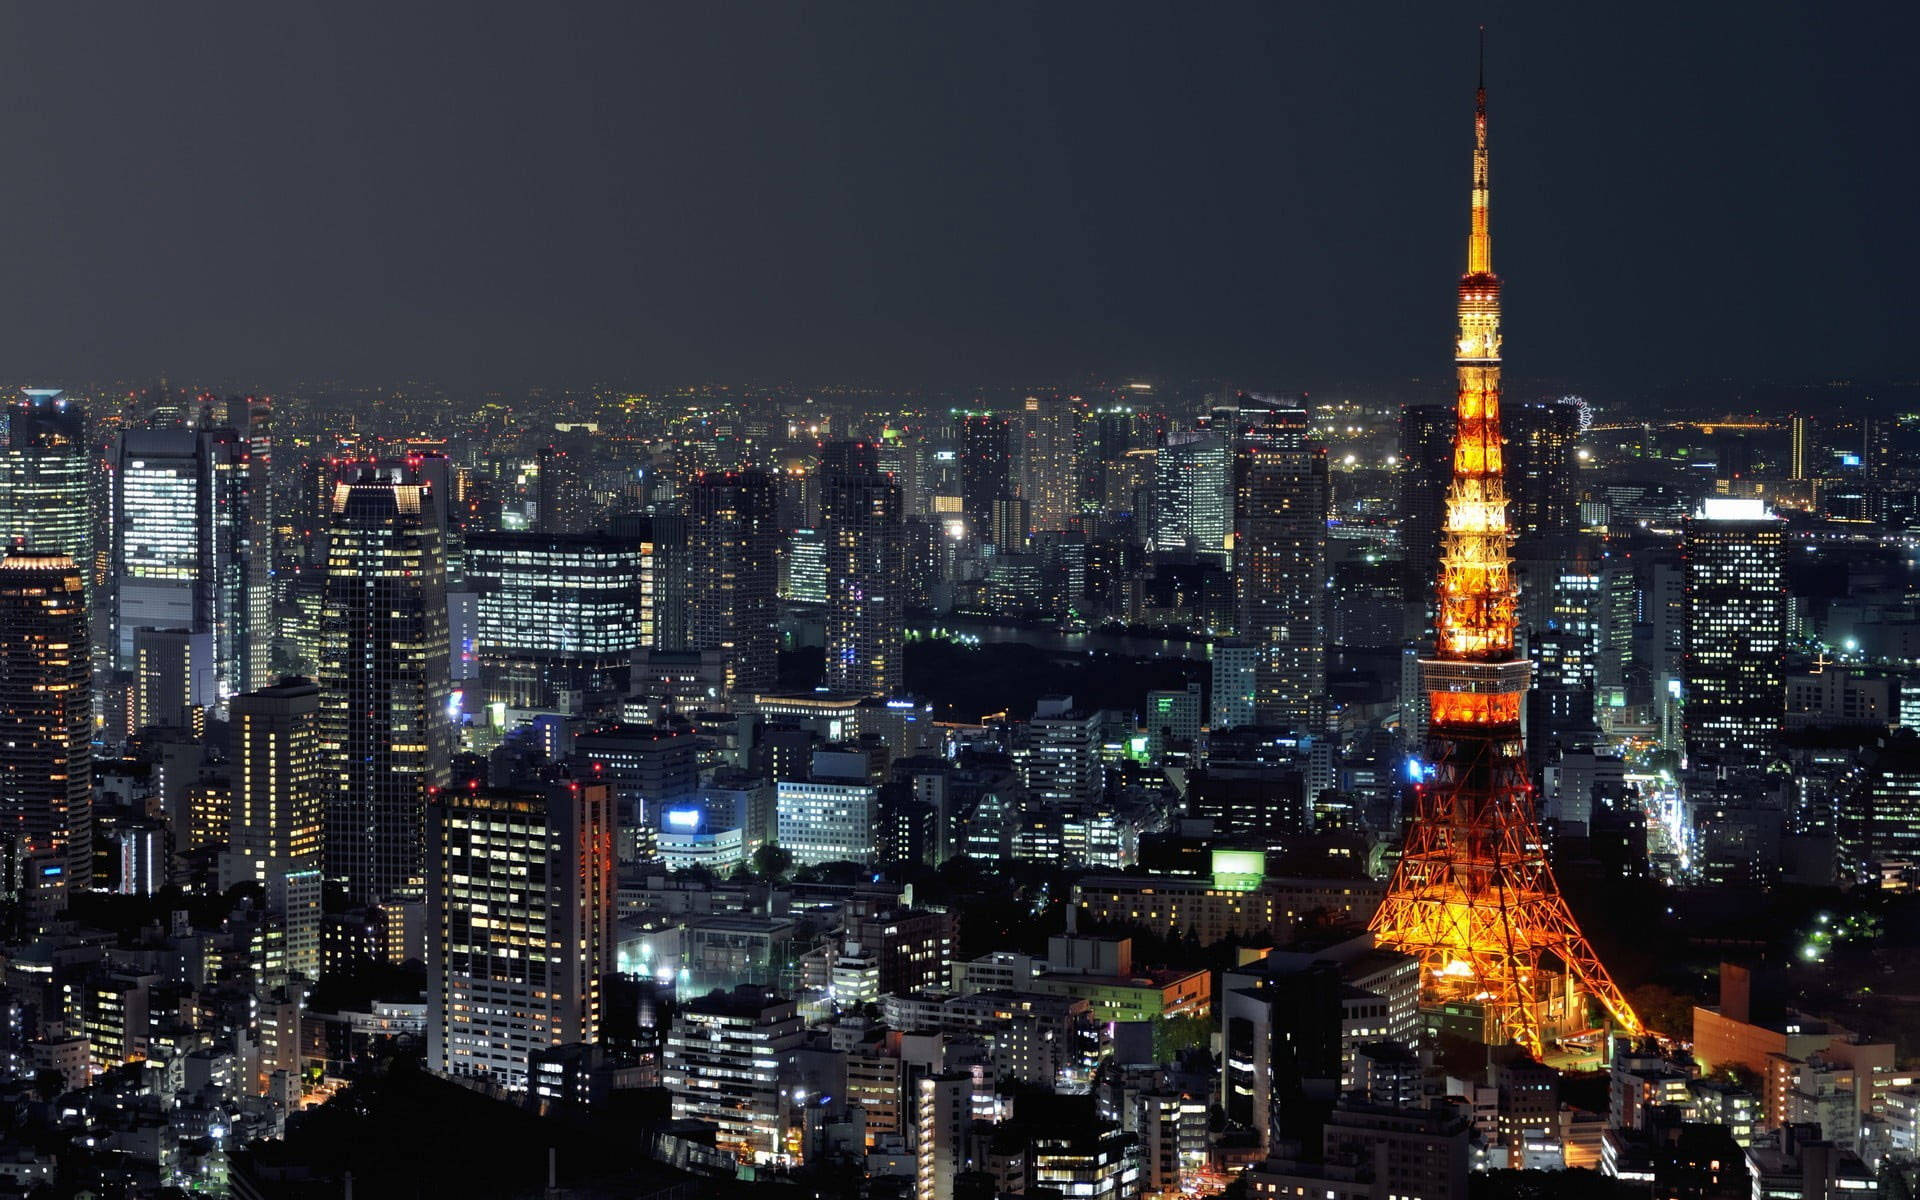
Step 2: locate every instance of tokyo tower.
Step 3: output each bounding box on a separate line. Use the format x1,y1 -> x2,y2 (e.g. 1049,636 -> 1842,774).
1369,37 -> 1641,1058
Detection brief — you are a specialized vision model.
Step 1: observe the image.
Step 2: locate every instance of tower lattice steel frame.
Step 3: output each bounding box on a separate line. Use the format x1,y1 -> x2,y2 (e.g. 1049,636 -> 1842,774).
1369,38 -> 1642,1057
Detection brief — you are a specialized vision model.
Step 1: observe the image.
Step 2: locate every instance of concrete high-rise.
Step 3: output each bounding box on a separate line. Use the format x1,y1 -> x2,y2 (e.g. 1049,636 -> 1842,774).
615,511 -> 689,652
1503,400 -> 1582,557
0,390 -> 91,593
0,552 -> 92,904
1233,410 -> 1329,731
1019,395 -> 1082,532
664,986 -> 803,1164
427,781 -> 614,1091
1788,415 -> 1812,482
224,395 -> 274,697
535,444 -> 593,534
820,442 -> 904,698
959,413 -> 1011,534
1152,431 -> 1230,565
318,467 -> 452,904
224,678 -> 324,979
132,626 -> 211,735
1862,415 -> 1891,483
1517,535 -> 1604,762
1399,404 -> 1455,609
466,531 -> 646,712
111,424 -> 271,704
1683,498 -> 1786,762
687,471 -> 779,696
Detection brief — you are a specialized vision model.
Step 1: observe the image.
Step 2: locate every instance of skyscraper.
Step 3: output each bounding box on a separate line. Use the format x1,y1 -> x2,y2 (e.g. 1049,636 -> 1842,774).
687,471 -> 779,696
1862,414 -> 1891,483
0,552 -> 92,905
1019,395 -> 1082,532
1682,498 -> 1786,762
132,626 -> 212,735
427,780 -> 614,1091
318,467 -> 453,904
959,413 -> 1011,534
225,395 -> 274,697
466,531 -> 647,711
1399,404 -> 1455,609
1517,535 -> 1604,760
1233,410 -> 1329,731
620,511 -> 691,652
1151,431 -> 1230,565
224,678 -> 324,979
1503,401 -> 1581,557
1788,415 -> 1812,482
1084,405 -> 1152,516
535,444 -> 593,534
0,390 -> 91,590
781,527 -> 829,604
111,424 -> 271,703
1370,51 -> 1638,1056
1837,733 -> 1920,887
820,442 -> 904,698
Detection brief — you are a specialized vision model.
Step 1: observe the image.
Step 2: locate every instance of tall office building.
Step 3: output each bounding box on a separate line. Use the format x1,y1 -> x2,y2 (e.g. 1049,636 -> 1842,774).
687,472 -> 779,696
1233,411 -> 1329,731
1399,404 -> 1455,607
318,467 -> 453,904
1019,395 -> 1082,531
111,425 -> 271,703
428,781 -> 614,1091
0,553 -> 92,903
1862,415 -> 1892,483
535,445 -> 593,534
224,679 -> 323,979
781,527 -> 829,605
1084,405 -> 1152,515
1837,733 -> 1920,887
959,413 -> 1011,534
617,511 -> 690,652
820,442 -> 904,698
132,627 -> 212,735
1788,415 -> 1812,482
1210,642 -> 1260,731
988,496 -> 1030,552
0,390 -> 91,590
467,531 -> 646,712
1683,498 -> 1786,762
1518,535 -> 1604,758
224,395 -> 274,695
1503,401 -> 1582,557
1151,432 -> 1230,565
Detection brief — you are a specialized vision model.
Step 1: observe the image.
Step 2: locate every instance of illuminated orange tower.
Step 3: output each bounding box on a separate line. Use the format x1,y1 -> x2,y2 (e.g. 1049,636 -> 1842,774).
1369,38 -> 1641,1057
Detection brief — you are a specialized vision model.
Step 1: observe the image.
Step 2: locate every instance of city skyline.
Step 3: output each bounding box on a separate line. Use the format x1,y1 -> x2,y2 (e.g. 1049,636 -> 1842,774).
0,13 -> 1911,1200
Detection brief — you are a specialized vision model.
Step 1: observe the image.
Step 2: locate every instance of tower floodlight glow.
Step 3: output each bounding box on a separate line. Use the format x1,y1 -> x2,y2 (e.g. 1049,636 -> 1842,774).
1369,38 -> 1641,1057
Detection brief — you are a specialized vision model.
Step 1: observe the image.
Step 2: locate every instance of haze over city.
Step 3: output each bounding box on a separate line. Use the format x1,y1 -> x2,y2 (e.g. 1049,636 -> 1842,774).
0,3 -> 1911,390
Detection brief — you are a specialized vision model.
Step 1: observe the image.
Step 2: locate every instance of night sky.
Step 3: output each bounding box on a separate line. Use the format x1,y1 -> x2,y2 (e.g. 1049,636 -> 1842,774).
0,2 -> 1911,393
